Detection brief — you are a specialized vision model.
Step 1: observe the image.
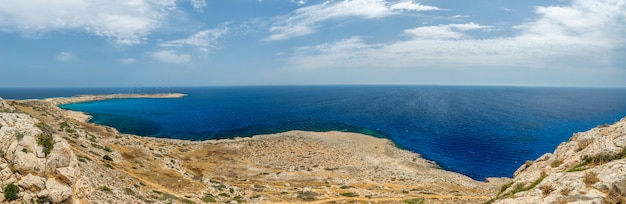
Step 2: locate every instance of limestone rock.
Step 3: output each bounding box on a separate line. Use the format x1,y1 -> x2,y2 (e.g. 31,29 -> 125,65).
73,177 -> 93,200
46,178 -> 72,203
45,141 -> 73,176
496,117 -> 626,204
18,173 -> 45,191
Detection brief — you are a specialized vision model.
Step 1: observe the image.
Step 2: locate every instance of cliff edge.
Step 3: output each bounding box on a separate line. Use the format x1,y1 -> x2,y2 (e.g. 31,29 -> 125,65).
494,117 -> 626,203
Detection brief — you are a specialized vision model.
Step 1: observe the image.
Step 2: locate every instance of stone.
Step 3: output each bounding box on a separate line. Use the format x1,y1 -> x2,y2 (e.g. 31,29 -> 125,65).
55,167 -> 76,184
18,173 -> 45,191
45,141 -> 72,175
73,177 -> 92,200
46,178 -> 72,203
14,150 -> 45,176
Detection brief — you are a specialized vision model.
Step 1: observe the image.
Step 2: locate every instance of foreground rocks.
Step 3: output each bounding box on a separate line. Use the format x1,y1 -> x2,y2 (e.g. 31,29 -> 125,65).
0,97 -> 82,203
494,118 -> 626,203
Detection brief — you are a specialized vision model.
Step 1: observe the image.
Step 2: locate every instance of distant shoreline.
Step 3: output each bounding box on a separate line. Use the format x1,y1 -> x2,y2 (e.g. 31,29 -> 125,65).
44,93 -> 187,105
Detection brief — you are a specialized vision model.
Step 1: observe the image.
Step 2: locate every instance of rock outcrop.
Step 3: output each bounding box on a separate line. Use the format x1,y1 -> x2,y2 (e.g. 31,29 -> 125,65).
0,97 -> 81,203
495,118 -> 626,203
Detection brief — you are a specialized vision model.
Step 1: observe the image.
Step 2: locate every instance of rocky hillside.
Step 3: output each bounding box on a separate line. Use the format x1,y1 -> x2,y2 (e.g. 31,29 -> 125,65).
0,98 -> 85,203
494,117 -> 626,203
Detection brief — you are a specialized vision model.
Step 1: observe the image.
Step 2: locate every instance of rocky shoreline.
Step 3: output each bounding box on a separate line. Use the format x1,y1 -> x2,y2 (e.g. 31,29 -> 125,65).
0,94 -> 624,203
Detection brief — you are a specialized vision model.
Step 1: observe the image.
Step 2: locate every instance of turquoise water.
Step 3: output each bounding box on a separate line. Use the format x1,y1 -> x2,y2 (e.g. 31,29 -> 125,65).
4,86 -> 626,180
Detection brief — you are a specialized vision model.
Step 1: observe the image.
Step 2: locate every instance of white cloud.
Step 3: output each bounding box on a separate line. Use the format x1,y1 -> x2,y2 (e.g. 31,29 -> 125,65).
56,52 -> 76,61
150,50 -> 191,63
404,22 -> 491,40
0,0 -> 177,45
451,15 -> 469,18
284,0 -> 626,72
290,0 -> 307,5
119,58 -> 136,64
190,0 -> 207,11
266,0 -> 441,41
389,1 -> 442,11
160,27 -> 228,51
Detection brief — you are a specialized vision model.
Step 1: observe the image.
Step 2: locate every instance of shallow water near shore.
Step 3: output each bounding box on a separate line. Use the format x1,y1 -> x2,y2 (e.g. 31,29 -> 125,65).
4,86 -> 626,180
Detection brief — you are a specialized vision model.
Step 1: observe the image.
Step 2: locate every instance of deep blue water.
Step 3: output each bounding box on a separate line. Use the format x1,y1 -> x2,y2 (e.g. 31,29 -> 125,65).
3,86 -> 626,180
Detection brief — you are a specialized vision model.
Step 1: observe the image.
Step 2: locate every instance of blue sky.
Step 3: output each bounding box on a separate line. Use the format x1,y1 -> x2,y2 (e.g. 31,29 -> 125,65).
1,0 -> 625,88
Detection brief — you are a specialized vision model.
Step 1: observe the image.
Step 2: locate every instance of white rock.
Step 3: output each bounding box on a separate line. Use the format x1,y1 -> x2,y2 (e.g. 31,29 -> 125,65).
18,173 -> 45,191
46,178 -> 72,203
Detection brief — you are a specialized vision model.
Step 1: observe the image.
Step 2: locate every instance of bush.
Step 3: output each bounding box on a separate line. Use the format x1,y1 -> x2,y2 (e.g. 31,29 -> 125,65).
583,171 -> 599,186
37,196 -> 52,204
103,155 -> 113,161
550,159 -> 563,168
4,183 -> 19,201
37,133 -> 54,156
540,183 -> 555,197
201,194 -> 216,203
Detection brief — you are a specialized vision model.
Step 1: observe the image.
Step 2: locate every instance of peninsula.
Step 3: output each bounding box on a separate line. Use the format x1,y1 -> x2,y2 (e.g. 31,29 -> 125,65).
0,94 -> 624,203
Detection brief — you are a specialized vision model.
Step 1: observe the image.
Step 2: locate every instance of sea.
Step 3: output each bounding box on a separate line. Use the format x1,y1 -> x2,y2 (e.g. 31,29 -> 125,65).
2,86 -> 626,181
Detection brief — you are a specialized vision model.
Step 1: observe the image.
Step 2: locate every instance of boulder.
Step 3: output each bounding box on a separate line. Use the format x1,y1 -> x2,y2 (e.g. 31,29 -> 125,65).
45,141 -> 72,175
18,173 -> 45,191
46,178 -> 72,203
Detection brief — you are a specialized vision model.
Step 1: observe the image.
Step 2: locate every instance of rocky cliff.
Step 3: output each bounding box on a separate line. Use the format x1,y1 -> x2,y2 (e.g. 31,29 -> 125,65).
0,98 -> 85,203
494,118 -> 626,203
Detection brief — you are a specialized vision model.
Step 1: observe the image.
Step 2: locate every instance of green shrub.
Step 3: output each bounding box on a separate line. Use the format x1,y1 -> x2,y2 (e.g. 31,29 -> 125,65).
103,155 -> 113,161
340,192 -> 358,197
100,186 -> 112,193
37,133 -> 54,156
404,198 -> 425,204
15,132 -> 24,141
103,146 -> 113,152
201,194 -> 216,203
4,183 -> 20,201
37,196 -> 52,204
35,122 -> 54,135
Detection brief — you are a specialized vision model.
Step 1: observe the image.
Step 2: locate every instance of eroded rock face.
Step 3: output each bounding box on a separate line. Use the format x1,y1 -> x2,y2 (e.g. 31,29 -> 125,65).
0,98 -> 80,203
496,118 -> 626,203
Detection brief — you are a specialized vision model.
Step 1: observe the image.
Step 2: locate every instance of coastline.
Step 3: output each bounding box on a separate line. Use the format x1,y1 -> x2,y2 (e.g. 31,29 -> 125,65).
1,94 -> 506,203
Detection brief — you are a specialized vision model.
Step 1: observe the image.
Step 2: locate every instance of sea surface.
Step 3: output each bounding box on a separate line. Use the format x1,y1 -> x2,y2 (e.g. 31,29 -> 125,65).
2,86 -> 626,180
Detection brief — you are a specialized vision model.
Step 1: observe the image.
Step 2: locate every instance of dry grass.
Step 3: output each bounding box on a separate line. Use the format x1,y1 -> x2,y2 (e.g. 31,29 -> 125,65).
576,139 -> 593,152
583,171 -> 599,186
550,159 -> 563,168
602,185 -> 626,204
540,183 -> 555,197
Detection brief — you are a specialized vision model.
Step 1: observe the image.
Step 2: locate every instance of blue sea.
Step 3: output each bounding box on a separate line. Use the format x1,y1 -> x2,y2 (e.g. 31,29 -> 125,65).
2,86 -> 626,181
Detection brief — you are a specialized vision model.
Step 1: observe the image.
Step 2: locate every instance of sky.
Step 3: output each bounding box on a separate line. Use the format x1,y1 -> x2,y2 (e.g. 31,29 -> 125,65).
0,0 -> 625,88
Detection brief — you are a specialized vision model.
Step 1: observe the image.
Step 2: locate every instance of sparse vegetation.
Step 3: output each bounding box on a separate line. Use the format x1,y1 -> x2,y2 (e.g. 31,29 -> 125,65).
404,198 -> 425,204
297,190 -> 318,201
124,188 -> 135,196
201,194 -> 216,203
37,196 -> 52,204
583,171 -> 599,186
103,163 -> 114,169
602,185 -> 626,204
499,172 -> 548,198
524,160 -> 534,168
35,122 -> 54,135
15,132 -> 24,141
498,181 -> 514,196
560,188 -> 570,196
100,186 -> 112,193
576,139 -> 593,152
567,147 -> 626,172
38,133 -> 54,156
103,146 -> 113,152
551,159 -> 563,168
540,183 -> 555,197
103,155 -> 113,161
4,183 -> 19,201
340,192 -> 359,197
